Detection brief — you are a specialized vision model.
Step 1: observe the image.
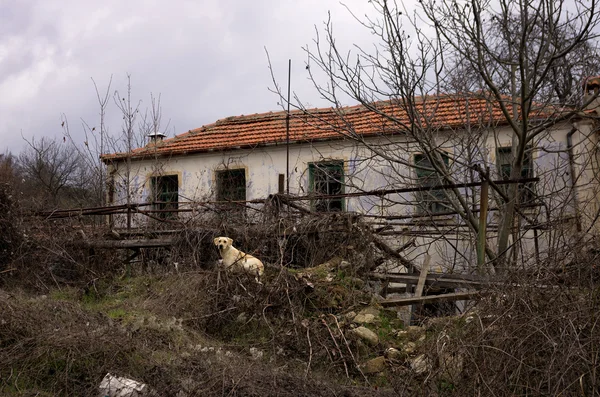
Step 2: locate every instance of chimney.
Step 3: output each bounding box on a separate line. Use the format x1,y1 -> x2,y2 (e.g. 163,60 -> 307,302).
583,76 -> 600,114
147,131 -> 166,145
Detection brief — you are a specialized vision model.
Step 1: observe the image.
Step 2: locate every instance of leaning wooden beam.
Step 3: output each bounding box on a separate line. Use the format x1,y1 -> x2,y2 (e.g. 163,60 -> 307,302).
85,239 -> 174,249
371,237 -> 415,270
413,255 -> 431,299
380,291 -> 482,307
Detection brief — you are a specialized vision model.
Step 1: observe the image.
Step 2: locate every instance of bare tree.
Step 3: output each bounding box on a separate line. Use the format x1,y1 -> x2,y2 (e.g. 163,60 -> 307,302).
287,0 -> 600,273
18,137 -> 88,208
0,151 -> 17,185
60,75 -> 171,228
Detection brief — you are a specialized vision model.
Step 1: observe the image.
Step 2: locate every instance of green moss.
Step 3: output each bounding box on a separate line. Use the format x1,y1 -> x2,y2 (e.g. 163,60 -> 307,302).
49,287 -> 79,301
438,379 -> 457,395
107,307 -> 128,320
372,374 -> 391,388
227,318 -> 272,345
368,309 -> 404,344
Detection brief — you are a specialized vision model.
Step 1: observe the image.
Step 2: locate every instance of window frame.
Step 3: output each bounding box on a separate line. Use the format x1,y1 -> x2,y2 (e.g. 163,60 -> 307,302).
496,146 -> 535,205
215,168 -> 247,203
413,152 -> 452,215
150,174 -> 179,219
308,160 -> 345,212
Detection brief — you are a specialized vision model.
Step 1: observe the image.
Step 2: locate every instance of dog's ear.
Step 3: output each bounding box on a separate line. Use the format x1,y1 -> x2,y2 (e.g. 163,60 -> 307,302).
213,237 -> 219,245
227,237 -> 233,245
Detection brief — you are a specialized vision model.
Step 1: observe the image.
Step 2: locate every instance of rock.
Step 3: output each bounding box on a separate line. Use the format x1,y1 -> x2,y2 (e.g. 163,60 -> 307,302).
350,326 -> 379,345
409,354 -> 431,375
360,306 -> 381,316
361,356 -> 386,374
98,373 -> 148,396
407,325 -> 425,333
403,342 -> 417,354
236,312 -> 248,323
353,306 -> 380,324
249,347 -> 264,360
339,260 -> 351,269
397,325 -> 426,340
344,277 -> 364,288
384,347 -> 403,360
345,311 -> 357,321
353,313 -> 376,324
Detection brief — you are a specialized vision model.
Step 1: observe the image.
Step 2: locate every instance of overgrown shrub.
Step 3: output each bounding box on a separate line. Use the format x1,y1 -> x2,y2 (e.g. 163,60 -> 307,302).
0,183 -> 21,271
392,241 -> 600,396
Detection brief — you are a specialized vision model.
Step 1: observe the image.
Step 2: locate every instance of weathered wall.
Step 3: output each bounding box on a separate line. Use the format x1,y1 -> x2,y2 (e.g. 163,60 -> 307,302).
106,121 -> 595,272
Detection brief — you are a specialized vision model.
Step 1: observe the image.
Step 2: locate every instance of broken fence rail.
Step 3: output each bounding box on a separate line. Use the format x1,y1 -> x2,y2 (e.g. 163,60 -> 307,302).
34,177 -> 538,219
368,272 -> 499,289
379,291 -> 484,307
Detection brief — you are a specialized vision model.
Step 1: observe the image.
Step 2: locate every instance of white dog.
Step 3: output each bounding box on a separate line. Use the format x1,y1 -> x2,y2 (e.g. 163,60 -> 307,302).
214,237 -> 264,283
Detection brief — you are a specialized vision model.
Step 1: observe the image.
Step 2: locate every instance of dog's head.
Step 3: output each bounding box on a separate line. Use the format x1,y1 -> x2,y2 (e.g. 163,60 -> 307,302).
214,237 -> 233,251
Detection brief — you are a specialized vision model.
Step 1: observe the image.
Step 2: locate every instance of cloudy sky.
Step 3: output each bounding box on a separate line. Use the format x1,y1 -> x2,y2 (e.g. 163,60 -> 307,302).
0,0 -> 382,154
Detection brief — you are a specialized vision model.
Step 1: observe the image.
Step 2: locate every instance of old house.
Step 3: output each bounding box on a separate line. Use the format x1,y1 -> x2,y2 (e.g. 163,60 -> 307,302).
101,89 -> 600,273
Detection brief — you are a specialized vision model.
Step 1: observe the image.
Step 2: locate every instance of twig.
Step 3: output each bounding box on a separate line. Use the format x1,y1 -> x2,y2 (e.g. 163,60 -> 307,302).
285,283 -> 298,339
226,364 -> 252,397
329,314 -> 370,384
303,322 -> 313,378
184,306 -> 237,321
322,318 -> 349,378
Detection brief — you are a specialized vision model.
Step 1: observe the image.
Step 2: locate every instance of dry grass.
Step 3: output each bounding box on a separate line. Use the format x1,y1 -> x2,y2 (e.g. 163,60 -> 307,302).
0,269 -> 395,396
3,201 -> 600,396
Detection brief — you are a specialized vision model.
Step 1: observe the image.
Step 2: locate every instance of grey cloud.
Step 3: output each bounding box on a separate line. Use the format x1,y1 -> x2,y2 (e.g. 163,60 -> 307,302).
0,0 -> 380,153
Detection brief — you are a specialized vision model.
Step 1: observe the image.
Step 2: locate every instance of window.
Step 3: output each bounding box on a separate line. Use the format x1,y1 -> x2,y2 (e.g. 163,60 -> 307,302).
496,147 -> 535,205
151,175 -> 178,218
216,169 -> 246,202
414,153 -> 451,214
309,161 -> 344,212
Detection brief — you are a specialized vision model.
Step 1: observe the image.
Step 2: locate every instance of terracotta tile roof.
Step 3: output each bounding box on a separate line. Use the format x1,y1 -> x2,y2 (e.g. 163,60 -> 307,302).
101,95 -> 535,161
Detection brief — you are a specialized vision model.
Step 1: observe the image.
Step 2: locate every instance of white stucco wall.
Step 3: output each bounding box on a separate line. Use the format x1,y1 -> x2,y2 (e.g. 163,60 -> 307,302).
105,121 -> 598,272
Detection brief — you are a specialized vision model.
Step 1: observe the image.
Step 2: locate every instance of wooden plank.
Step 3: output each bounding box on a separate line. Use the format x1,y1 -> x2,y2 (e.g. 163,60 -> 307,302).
368,273 -> 491,288
380,291 -> 482,307
370,270 -> 495,281
86,239 -> 174,249
414,254 -> 431,298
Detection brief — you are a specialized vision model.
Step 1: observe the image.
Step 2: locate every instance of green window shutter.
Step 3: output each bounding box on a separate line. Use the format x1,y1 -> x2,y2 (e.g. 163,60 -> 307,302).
308,161 -> 345,212
151,175 -> 179,219
414,153 -> 450,214
496,146 -> 536,204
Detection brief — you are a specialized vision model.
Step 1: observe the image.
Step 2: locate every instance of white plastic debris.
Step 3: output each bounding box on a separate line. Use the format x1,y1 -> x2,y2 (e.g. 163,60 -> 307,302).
98,373 -> 148,397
